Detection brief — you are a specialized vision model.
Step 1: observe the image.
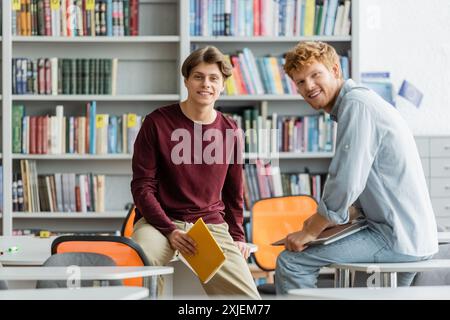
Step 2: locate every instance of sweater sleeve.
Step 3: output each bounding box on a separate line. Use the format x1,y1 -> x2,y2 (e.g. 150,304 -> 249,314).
221,128 -> 245,242
130,115 -> 177,237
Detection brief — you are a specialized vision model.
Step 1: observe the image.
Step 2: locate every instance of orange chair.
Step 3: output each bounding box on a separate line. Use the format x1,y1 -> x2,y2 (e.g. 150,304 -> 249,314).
251,195 -> 318,272
51,235 -> 150,287
121,205 -> 137,238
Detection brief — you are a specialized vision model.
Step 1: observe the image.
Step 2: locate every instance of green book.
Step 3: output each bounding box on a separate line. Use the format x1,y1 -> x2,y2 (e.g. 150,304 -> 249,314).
12,105 -> 25,154
314,5 -> 323,36
117,116 -> 123,153
76,59 -> 83,95
71,59 -> 77,95
104,59 -> 112,95
82,59 -> 89,95
123,0 -> 130,36
62,59 -> 71,94
99,59 -> 105,95
89,59 -> 96,94
58,59 -> 63,94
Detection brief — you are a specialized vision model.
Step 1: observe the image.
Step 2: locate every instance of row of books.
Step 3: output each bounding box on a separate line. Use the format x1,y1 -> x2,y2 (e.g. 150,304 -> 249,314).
0,166 -> 3,212
224,108 -> 336,154
224,51 -> 296,95
243,162 -> 325,208
190,0 -> 351,37
12,230 -> 121,236
222,48 -> 350,96
13,160 -> 106,213
13,58 -> 118,95
12,103 -> 142,155
12,0 -> 139,36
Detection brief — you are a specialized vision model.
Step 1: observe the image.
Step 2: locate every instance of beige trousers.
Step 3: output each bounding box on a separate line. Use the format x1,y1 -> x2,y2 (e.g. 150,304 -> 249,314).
132,218 -> 261,299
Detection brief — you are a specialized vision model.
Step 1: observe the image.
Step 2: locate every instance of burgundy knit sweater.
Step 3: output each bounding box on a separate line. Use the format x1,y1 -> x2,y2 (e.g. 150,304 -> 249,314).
131,104 -> 245,242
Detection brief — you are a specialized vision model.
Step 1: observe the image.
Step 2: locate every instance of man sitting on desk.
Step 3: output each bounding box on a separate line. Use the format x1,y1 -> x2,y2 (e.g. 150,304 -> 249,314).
130,46 -> 260,299
275,41 -> 438,294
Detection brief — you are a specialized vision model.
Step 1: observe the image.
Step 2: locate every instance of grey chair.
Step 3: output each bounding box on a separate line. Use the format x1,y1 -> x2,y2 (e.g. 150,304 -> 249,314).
0,262 -> 8,290
36,252 -> 123,289
413,244 -> 450,286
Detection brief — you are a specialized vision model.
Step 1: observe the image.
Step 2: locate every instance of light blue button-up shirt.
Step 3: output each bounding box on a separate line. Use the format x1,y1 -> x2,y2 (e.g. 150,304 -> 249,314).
318,79 -> 438,256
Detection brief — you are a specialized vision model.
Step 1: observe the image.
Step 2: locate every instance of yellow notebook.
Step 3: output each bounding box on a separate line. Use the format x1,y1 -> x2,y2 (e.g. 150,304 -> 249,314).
179,218 -> 226,284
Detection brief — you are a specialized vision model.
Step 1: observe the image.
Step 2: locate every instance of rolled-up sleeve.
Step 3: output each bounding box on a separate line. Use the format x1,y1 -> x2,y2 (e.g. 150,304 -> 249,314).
318,100 -> 383,224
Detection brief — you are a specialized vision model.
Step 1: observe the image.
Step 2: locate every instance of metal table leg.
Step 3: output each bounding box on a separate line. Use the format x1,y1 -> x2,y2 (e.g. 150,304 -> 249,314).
334,268 -> 350,288
334,268 -> 341,288
381,272 -> 397,288
343,269 -> 350,288
143,276 -> 158,299
389,272 -> 397,288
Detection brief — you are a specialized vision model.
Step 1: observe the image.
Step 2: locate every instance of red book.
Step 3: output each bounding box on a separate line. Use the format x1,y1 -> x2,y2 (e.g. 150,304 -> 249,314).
129,0 -> 139,36
44,59 -> 51,95
82,0 -> 87,36
38,58 -> 46,94
75,185 -> 81,212
29,116 -> 37,154
85,102 -> 90,154
231,55 -> 248,94
74,117 -> 79,153
283,120 -> 289,152
66,0 -> 72,36
253,0 -> 260,36
44,0 -> 52,36
42,116 -> 49,154
36,116 -> 43,154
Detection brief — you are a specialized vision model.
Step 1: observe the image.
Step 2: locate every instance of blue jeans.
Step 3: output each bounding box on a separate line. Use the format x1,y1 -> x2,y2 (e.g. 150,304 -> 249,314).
275,227 -> 432,295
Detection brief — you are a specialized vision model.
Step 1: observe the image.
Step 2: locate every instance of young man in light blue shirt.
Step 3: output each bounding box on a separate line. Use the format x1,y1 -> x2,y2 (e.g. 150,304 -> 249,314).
275,41 -> 438,294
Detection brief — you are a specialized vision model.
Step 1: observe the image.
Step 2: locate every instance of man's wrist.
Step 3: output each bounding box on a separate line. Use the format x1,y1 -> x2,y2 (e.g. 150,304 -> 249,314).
303,213 -> 331,237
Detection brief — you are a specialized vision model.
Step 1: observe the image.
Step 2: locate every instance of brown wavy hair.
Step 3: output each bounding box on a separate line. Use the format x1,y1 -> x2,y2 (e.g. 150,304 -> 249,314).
182,46 -> 232,80
284,41 -> 342,79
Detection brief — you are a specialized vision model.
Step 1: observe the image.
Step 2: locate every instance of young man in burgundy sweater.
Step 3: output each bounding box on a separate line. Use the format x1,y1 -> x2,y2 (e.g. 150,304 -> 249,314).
131,46 -> 260,299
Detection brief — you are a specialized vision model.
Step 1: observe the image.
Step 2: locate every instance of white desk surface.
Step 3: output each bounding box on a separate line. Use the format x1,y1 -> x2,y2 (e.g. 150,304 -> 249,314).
0,266 -> 173,281
438,232 -> 450,243
0,253 -> 49,266
0,237 -> 259,266
289,286 -> 450,300
0,236 -> 55,266
330,259 -> 450,272
0,286 -> 149,300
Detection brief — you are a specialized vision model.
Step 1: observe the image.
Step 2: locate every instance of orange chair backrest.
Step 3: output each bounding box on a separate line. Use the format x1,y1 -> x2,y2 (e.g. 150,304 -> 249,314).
251,195 -> 318,271
52,236 -> 150,287
122,206 -> 137,238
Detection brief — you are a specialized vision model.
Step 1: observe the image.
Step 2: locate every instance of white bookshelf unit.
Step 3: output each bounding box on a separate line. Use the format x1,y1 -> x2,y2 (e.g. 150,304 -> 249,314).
1,0 -> 360,236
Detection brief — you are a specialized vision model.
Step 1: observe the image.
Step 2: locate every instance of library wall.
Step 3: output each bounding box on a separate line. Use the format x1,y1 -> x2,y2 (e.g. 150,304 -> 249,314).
359,0 -> 450,135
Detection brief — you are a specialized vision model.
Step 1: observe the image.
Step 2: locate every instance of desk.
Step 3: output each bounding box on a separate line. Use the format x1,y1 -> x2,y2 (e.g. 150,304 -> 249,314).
288,286 -> 450,300
0,286 -> 149,300
0,236 -> 55,266
0,266 -> 173,299
168,242 -> 259,297
331,259 -> 450,288
438,232 -> 450,243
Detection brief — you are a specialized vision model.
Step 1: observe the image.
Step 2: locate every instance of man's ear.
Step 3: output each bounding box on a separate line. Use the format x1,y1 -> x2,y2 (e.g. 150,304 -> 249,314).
184,77 -> 188,87
332,63 -> 341,79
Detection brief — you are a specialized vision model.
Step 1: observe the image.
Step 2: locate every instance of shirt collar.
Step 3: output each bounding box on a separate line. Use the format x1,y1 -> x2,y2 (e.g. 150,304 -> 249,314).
330,79 -> 356,122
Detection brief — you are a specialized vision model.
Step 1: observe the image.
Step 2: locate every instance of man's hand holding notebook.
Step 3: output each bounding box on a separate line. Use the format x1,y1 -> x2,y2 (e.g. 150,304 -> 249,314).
178,218 -> 226,283
272,219 -> 368,247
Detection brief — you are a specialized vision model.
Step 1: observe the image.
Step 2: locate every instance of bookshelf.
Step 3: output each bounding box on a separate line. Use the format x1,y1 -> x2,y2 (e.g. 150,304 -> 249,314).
1,0 -> 360,236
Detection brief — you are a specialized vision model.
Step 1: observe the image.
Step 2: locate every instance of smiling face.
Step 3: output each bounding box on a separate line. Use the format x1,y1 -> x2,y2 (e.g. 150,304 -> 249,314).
184,62 -> 225,108
291,61 -> 343,114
